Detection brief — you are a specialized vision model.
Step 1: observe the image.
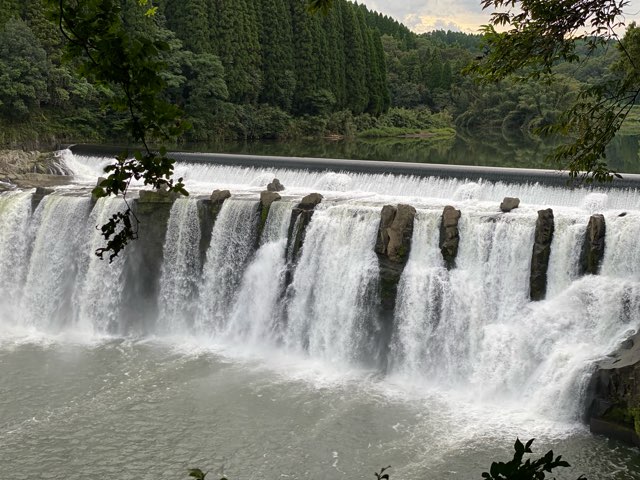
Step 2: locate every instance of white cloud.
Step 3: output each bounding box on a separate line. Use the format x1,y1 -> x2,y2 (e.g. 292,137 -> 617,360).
359,0 -> 640,34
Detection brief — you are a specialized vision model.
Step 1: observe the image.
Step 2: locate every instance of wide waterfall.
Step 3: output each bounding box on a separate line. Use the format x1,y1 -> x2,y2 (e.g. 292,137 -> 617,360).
1,150 -> 639,479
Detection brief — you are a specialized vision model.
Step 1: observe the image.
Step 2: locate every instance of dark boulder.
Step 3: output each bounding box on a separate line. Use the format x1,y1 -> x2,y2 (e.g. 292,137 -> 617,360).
500,197 -> 520,212
579,214 -> 606,275
267,178 -> 285,192
439,205 -> 461,270
529,208 -> 554,301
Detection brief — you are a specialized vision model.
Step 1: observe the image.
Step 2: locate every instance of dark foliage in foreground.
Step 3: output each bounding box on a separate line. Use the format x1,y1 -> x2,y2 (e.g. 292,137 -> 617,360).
187,438 -> 587,480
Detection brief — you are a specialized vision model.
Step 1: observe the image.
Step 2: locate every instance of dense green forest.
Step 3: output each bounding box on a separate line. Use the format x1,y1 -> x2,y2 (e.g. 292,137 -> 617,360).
0,0 -> 624,148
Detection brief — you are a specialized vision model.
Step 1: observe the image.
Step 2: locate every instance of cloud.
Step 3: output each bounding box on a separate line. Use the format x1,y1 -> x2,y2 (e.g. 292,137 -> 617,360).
360,0 -> 490,33
360,0 -> 640,34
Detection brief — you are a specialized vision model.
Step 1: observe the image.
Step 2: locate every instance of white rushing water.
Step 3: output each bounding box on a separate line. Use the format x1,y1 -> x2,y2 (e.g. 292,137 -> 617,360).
2,152 -> 640,471
73,196 -> 128,334
284,205 -> 381,365
67,151 -> 640,209
158,198 -> 202,333
224,201 -> 293,344
196,199 -> 260,334
20,195 -> 92,331
0,191 -> 33,318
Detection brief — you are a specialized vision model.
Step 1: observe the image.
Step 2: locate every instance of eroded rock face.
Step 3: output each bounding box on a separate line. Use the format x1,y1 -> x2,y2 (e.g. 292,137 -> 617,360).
267,178 -> 285,192
210,189 -> 231,204
439,205 -> 461,270
122,194 -> 176,330
258,191 -> 282,241
260,191 -> 281,208
31,187 -> 55,211
586,331 -> 640,447
500,197 -> 520,212
375,204 -> 416,313
374,205 -> 397,256
386,204 -> 416,263
298,192 -> 323,209
286,193 -> 323,265
529,208 -> 554,301
580,214 -> 606,275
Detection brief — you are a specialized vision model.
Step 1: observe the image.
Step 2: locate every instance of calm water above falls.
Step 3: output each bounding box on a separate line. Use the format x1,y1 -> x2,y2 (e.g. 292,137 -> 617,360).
1,152 -> 640,479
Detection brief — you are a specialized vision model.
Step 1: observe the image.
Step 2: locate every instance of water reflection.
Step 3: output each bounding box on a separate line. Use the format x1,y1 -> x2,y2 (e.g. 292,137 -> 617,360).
182,131 -> 640,174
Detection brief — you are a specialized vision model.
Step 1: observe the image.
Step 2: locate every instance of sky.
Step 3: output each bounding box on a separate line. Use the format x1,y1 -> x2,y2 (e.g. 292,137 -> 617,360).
360,0 -> 640,34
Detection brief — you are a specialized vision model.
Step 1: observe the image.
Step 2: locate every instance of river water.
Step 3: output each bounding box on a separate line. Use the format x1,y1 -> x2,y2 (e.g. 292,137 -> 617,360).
1,150 -> 639,479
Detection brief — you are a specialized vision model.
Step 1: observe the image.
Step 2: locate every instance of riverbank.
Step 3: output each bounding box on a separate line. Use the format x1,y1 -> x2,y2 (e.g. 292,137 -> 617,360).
0,149 -> 72,190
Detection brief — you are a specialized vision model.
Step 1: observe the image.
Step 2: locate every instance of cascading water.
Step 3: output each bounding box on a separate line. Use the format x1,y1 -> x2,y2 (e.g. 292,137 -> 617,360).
196,198 -> 260,334
223,201 -> 293,344
546,213 -> 587,297
21,195 -> 92,331
0,191 -> 33,319
72,196 -> 129,334
389,209 -> 448,375
283,205 -> 381,366
158,198 -> 202,333
3,153 -> 640,479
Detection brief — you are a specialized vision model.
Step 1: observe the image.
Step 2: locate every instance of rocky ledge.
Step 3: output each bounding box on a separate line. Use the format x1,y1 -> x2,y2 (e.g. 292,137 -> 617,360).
0,149 -> 72,190
587,331 -> 640,447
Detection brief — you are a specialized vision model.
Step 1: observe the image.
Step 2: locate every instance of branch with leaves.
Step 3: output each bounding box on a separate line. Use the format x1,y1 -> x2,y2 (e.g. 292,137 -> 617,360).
469,0 -> 640,183
48,0 -> 189,261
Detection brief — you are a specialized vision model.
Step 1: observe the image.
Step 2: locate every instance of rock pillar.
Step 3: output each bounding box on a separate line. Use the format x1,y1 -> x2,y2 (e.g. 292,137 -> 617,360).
579,214 -> 606,275
286,193 -> 323,264
198,190 -> 231,264
375,204 -> 416,315
529,208 -> 554,301
121,189 -> 178,333
257,190 -> 281,242
439,206 -> 461,270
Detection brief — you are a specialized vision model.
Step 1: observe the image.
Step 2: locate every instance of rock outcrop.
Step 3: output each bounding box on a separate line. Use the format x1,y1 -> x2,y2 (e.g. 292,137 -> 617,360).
286,193 -> 323,265
267,178 -> 285,192
587,331 -> 640,447
529,208 -> 554,301
31,186 -> 55,211
198,190 -> 232,265
0,150 -> 71,189
579,214 -> 606,275
375,204 -> 416,313
121,190 -> 178,331
500,197 -> 520,212
258,190 -> 281,241
439,206 -> 461,270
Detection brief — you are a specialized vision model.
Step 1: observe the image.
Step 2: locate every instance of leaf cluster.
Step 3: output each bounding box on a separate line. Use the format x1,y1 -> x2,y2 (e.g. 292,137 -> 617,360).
468,0 -> 638,183
481,438 -> 585,480
48,0 -> 190,260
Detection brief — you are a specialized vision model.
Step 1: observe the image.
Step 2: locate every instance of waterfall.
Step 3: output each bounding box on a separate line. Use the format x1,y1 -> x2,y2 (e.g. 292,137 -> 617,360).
158,198 -> 202,333
284,205 -> 381,366
224,201 -> 293,344
196,199 -> 260,334
390,209 -> 538,385
21,195 -> 92,331
0,191 -> 33,323
5,153 -> 640,428
73,197 -> 128,334
546,213 -> 587,297
389,210 -> 448,374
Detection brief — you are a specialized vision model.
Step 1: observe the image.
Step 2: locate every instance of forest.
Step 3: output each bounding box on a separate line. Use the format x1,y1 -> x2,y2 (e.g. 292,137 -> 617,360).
0,0 -> 624,148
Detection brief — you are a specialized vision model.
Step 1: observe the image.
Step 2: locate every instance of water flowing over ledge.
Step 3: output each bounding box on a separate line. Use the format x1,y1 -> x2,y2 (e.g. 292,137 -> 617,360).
1,150 -> 640,477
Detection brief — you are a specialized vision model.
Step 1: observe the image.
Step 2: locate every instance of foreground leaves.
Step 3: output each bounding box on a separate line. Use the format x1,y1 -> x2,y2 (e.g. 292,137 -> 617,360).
49,0 -> 190,260
469,0 -> 639,183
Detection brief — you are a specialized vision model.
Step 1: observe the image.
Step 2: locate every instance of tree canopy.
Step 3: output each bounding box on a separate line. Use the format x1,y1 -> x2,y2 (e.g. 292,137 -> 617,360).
471,0 -> 640,183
